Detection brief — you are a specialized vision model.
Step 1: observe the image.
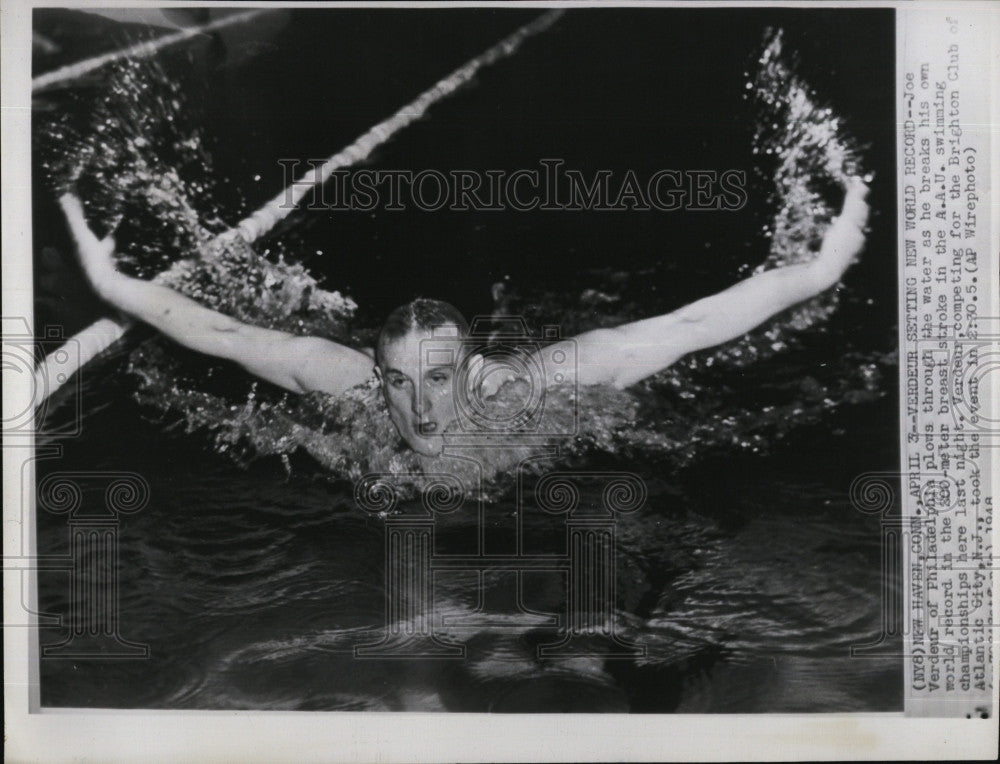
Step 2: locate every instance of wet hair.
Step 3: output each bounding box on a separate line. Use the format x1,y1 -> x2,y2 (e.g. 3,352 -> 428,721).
376,298 -> 469,365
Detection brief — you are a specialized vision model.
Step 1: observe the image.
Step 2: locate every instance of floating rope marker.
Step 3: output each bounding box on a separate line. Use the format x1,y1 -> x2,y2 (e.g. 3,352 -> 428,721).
32,10 -> 272,93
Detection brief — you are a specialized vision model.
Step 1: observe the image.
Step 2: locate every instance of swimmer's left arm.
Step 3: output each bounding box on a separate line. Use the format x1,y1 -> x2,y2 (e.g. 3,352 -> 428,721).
553,178 -> 869,389
58,193 -> 375,397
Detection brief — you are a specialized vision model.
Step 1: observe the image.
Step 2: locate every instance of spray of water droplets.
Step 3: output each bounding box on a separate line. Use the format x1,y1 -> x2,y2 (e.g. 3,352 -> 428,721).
40,29 -> 889,500
478,27 -> 889,479
40,57 -> 226,273
742,27 -> 871,334
616,26 -> 887,465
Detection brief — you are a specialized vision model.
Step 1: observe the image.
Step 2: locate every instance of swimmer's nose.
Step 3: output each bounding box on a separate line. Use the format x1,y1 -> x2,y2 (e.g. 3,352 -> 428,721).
417,420 -> 438,435
411,389 -> 431,417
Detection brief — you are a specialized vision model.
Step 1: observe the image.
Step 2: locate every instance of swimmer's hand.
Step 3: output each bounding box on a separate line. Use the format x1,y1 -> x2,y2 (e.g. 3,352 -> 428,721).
811,176 -> 870,288
59,193 -> 118,292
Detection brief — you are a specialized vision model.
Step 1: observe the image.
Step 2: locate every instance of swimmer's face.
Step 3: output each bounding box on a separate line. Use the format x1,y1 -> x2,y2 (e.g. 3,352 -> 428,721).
377,326 -> 468,457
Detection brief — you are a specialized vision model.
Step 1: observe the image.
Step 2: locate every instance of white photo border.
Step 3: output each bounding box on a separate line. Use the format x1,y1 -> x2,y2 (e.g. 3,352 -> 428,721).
4,1 -> 998,761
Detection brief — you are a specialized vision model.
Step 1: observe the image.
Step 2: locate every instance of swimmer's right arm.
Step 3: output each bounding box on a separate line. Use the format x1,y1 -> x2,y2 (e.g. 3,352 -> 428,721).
543,178 -> 870,389
59,194 -> 374,397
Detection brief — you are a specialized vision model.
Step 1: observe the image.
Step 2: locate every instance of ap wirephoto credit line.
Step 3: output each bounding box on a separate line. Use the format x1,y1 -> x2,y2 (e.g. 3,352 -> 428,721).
897,8 -> 994,719
2,2 -> 997,762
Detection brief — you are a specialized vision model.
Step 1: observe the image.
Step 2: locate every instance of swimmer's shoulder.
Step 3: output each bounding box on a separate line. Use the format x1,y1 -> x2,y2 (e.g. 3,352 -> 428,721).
290,339 -> 375,398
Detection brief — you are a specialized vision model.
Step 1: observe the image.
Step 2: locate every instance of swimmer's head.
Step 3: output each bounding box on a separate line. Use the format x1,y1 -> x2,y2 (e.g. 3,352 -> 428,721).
375,298 -> 476,457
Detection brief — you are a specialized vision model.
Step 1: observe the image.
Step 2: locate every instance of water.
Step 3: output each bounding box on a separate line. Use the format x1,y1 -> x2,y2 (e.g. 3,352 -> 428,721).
36,392 -> 900,711
32,8 -> 900,711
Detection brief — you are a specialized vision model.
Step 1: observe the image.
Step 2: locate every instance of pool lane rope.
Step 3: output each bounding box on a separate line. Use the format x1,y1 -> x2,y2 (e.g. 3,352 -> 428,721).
32,9 -> 273,93
35,10 -> 565,408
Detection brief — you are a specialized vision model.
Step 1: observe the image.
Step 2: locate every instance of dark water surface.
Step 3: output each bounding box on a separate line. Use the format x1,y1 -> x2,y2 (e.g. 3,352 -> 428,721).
33,8 -> 900,711
37,387 -> 901,712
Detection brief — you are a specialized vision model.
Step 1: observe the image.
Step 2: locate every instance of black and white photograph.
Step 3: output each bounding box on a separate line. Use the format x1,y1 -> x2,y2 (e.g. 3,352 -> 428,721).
3,1 -> 997,761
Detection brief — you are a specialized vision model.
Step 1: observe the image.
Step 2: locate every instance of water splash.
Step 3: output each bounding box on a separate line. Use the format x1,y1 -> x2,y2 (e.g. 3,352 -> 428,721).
40,57 -> 227,272
479,27 -> 889,474
42,28 -> 890,500
742,27 -> 870,336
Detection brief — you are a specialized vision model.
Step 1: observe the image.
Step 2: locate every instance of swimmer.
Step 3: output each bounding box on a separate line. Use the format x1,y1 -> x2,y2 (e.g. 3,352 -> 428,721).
58,177 -> 869,457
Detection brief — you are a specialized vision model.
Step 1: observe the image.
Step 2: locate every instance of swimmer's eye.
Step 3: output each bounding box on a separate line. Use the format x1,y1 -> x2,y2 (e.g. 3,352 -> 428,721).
428,371 -> 451,385
387,375 -> 409,389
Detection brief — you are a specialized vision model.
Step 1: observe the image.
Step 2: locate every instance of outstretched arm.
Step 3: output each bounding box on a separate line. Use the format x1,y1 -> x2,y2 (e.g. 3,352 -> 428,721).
59,194 -> 374,396
551,178 -> 870,388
